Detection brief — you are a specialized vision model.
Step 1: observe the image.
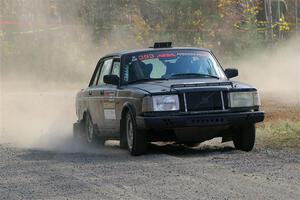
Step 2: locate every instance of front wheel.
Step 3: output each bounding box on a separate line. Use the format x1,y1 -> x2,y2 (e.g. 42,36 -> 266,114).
232,124 -> 256,152
125,111 -> 147,156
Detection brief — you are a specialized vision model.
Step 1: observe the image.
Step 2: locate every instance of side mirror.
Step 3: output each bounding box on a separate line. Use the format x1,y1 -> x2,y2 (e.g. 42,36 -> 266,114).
224,68 -> 238,79
103,75 -> 120,86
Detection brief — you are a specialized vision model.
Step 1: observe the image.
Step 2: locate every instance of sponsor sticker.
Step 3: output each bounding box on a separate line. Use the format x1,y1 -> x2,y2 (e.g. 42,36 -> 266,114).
138,54 -> 155,61
104,109 -> 116,120
137,53 -> 177,61
176,52 -> 206,56
157,53 -> 177,58
103,91 -> 116,97
103,102 -> 115,109
103,90 -> 116,102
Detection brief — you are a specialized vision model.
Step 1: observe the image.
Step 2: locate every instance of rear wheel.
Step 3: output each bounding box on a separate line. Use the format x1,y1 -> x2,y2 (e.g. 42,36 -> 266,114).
84,114 -> 100,145
125,111 -> 147,156
233,124 -> 256,151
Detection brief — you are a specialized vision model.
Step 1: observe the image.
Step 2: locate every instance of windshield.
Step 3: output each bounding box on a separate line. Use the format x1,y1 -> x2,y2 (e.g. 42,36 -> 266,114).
122,50 -> 226,84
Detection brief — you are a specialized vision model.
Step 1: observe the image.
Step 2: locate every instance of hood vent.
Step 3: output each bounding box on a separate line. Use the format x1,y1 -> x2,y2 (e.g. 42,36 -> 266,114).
171,82 -> 232,89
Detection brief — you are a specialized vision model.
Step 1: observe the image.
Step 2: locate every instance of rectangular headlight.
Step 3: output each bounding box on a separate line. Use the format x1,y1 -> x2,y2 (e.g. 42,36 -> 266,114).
142,95 -> 179,112
229,91 -> 261,108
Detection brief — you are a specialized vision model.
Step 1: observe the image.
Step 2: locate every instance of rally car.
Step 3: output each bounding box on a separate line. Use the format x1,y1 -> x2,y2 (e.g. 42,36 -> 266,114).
73,42 -> 264,155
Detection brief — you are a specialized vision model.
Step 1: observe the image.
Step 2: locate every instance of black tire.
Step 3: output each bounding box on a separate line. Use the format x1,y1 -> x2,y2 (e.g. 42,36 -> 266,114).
233,124 -> 256,152
120,117 -> 128,149
183,142 -> 201,147
125,111 -> 147,156
84,114 -> 99,145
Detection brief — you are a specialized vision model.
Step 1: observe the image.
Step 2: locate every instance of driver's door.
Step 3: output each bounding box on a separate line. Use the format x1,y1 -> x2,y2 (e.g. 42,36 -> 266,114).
88,58 -> 113,132
100,58 -> 121,134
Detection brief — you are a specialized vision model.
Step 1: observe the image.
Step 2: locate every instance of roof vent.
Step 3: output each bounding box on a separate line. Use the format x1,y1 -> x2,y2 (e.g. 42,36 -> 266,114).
153,42 -> 172,48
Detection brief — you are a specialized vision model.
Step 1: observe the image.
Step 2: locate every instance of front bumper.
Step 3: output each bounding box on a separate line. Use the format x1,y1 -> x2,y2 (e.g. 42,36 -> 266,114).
136,111 -> 264,130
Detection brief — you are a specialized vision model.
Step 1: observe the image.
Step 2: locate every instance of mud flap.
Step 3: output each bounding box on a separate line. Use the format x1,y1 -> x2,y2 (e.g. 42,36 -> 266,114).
73,121 -> 84,138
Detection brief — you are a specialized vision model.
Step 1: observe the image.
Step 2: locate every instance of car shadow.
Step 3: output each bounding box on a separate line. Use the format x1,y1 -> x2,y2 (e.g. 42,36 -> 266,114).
147,142 -> 235,157
16,138 -> 236,163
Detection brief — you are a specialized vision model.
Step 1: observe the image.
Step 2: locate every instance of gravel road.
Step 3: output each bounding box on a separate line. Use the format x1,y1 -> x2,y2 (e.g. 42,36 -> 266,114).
0,139 -> 299,200
1,91 -> 299,199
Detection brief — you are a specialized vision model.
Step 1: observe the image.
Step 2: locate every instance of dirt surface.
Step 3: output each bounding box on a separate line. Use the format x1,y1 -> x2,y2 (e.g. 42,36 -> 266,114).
1,91 -> 299,199
261,94 -> 300,122
0,140 -> 299,200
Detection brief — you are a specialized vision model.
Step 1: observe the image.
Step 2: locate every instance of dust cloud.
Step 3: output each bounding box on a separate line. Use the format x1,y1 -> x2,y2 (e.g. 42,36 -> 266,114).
233,36 -> 300,105
1,1 -> 299,151
2,34 -> 299,151
0,1 -> 140,152
0,15 -> 98,151
2,36 -> 299,151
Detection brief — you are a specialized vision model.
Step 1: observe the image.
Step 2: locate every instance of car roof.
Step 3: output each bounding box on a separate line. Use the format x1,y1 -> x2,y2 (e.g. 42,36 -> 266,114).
103,47 -> 211,58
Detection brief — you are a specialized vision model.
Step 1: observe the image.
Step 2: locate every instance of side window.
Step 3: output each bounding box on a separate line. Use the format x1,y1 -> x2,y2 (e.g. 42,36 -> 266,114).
90,62 -> 103,87
111,60 -> 120,77
98,59 -> 112,86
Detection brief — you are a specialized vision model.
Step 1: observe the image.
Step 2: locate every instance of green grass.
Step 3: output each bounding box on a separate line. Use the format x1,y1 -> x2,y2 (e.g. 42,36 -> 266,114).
257,121 -> 300,149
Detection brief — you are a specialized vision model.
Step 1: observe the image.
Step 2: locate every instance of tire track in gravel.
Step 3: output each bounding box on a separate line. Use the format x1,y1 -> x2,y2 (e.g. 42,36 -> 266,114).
0,141 -> 299,200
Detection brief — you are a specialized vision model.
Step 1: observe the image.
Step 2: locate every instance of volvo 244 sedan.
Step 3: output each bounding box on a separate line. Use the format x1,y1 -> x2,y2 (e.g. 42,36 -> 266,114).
73,42 -> 264,155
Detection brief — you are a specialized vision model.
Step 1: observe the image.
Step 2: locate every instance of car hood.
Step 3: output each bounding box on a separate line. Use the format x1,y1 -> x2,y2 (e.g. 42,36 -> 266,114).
126,78 -> 255,94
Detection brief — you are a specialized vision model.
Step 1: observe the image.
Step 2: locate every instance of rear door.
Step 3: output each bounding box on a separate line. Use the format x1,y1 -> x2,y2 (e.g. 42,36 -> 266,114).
84,60 -> 102,123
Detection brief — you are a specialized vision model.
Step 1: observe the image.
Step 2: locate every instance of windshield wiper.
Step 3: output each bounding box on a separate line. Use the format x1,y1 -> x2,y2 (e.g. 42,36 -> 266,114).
167,73 -> 219,79
127,78 -> 167,84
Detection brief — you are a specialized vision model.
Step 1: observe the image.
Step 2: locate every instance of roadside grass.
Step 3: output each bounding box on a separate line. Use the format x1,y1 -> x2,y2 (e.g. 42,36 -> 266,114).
257,120 -> 300,149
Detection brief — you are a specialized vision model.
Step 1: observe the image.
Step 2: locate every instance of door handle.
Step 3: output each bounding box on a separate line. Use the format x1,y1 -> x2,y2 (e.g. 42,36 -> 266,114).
88,91 -> 92,96
100,91 -> 104,95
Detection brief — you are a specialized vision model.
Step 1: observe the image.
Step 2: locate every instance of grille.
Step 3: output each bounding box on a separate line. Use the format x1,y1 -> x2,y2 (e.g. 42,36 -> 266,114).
184,91 -> 224,112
